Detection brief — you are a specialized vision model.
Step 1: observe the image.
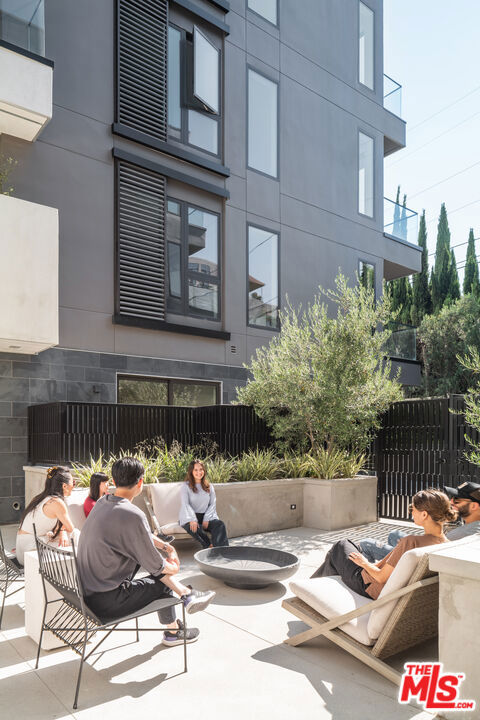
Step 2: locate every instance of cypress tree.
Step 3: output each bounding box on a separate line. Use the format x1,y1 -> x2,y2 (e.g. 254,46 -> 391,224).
392,186 -> 401,237
447,249 -> 461,304
431,203 -> 452,312
391,276 -> 412,325
463,229 -> 479,297
411,210 -> 432,325
400,194 -> 408,241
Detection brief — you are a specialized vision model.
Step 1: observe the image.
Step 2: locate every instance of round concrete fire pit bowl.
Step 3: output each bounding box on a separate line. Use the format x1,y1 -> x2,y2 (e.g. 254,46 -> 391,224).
194,546 -> 300,589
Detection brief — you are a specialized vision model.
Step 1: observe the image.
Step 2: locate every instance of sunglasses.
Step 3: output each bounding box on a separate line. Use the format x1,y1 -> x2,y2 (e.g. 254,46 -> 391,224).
452,496 -> 471,504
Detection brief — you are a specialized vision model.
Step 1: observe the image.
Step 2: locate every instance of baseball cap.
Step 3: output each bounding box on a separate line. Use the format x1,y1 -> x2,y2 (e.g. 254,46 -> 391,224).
444,481 -> 480,503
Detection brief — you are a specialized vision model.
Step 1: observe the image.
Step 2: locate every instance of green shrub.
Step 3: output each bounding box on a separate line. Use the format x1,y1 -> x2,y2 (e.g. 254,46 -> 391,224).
233,448 -> 281,482
280,454 -> 312,478
205,455 -> 235,483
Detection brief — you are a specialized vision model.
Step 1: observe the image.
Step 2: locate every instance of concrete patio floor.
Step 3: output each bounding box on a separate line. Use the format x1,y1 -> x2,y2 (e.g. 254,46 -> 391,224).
0,523 -> 441,720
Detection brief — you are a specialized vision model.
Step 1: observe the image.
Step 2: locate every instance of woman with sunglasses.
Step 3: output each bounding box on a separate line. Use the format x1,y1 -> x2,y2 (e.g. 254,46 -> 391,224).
311,489 -> 457,599
15,466 -> 78,565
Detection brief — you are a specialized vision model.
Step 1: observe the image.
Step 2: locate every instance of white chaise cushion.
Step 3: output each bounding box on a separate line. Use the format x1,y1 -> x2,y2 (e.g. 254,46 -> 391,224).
289,576 -> 374,646
149,483 -> 189,536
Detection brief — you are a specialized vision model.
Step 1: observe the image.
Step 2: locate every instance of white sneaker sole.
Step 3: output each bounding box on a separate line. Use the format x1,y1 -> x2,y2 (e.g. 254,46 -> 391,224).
162,633 -> 199,647
184,590 -> 216,615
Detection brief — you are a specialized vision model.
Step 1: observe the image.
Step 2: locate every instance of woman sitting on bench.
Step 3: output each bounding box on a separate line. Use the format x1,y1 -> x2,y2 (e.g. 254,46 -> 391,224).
179,460 -> 229,548
311,489 -> 457,599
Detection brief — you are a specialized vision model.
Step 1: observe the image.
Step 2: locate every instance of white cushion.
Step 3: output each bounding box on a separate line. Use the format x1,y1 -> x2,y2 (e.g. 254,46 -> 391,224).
149,483 -> 189,536
289,576 -> 374,646
66,489 -> 89,530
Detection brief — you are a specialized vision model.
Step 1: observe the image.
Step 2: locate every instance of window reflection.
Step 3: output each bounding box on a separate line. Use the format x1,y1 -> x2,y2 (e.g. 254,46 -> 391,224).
168,26 -> 181,129
359,261 -> 375,296
193,27 -> 219,114
359,2 -> 374,89
248,0 -> 277,25
248,226 -> 279,328
358,132 -> 374,217
188,110 -> 218,154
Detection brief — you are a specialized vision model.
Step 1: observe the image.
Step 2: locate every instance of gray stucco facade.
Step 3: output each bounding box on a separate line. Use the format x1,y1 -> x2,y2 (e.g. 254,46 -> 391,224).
0,0 -> 421,522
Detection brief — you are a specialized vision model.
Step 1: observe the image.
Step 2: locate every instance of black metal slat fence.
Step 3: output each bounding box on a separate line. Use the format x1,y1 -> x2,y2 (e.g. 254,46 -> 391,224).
29,396 -> 480,521
375,394 -> 480,519
28,402 -> 273,465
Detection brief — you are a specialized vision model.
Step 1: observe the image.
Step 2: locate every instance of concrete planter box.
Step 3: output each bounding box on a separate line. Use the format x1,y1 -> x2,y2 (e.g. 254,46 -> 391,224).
24,466 -> 377,534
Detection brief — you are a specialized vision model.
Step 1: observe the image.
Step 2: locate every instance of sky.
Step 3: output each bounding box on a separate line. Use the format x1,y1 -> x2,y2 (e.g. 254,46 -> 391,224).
383,0 -> 480,285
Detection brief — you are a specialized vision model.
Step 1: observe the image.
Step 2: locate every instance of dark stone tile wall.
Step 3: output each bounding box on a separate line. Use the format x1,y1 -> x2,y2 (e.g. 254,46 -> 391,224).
0,347 -> 248,523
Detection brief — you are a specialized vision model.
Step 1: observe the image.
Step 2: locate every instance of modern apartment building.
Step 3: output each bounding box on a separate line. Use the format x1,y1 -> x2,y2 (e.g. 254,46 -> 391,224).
0,0 -> 421,522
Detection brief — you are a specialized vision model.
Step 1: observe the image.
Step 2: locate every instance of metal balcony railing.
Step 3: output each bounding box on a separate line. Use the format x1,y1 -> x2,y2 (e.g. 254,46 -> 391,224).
0,0 -> 45,55
384,74 -> 402,117
384,322 -> 417,361
384,197 -> 418,245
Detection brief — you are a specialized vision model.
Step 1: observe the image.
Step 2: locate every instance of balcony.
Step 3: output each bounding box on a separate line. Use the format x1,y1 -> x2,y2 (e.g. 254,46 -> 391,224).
383,73 -> 405,156
0,194 -> 58,354
0,0 -> 52,141
383,74 -> 402,117
384,322 -> 417,361
384,196 -> 418,246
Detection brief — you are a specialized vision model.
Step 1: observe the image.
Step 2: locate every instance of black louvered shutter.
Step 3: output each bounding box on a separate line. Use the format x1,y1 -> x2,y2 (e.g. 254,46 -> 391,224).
117,0 -> 168,141
116,161 -> 166,320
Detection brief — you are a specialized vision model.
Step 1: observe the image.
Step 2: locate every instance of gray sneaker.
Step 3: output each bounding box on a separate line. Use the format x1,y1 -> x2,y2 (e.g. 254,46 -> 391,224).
182,588 -> 216,615
162,620 -> 199,646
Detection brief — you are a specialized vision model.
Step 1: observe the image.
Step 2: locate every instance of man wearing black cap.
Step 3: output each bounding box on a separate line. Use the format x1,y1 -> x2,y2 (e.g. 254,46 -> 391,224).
358,481 -> 480,562
443,481 -> 480,539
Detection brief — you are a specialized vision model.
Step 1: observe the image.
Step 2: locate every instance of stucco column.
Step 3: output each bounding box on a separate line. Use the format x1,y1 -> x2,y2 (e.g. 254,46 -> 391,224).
429,537 -> 480,719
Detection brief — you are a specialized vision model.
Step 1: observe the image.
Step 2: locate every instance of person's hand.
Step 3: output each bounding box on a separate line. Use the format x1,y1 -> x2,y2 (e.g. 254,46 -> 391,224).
163,559 -> 179,575
167,546 -> 179,565
58,531 -> 70,548
202,520 -> 209,530
190,521 -> 198,533
349,551 -> 367,568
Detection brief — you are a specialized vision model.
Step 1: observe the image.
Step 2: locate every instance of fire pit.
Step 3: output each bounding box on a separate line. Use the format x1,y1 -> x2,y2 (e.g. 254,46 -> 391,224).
194,546 -> 299,589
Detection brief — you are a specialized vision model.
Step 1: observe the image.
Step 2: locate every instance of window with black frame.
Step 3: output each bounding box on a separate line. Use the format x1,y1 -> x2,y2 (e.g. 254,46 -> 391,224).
166,199 -> 220,320
167,22 -> 221,156
118,375 -> 220,406
248,225 -> 279,329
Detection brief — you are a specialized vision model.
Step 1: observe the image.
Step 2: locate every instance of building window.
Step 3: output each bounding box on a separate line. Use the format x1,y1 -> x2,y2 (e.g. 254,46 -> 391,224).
167,22 -> 221,156
359,2 -> 374,90
358,132 -> 374,217
358,260 -> 375,296
118,375 -> 220,406
248,225 -> 279,329
247,68 -> 278,178
247,0 -> 277,26
166,199 -> 220,320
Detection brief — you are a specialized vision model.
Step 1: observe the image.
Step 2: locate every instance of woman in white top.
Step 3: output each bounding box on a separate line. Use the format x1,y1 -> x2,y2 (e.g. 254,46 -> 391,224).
179,460 -> 229,548
16,466 -> 78,565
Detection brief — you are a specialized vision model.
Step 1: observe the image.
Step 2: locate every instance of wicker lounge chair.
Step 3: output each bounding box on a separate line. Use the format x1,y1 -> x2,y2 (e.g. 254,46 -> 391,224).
282,551 -> 439,684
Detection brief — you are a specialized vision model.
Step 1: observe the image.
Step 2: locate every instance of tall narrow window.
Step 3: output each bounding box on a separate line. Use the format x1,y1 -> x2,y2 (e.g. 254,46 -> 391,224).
248,225 -> 279,328
358,132 -> 374,217
166,199 -> 220,320
248,69 -> 278,178
359,2 -> 374,90
248,0 -> 277,26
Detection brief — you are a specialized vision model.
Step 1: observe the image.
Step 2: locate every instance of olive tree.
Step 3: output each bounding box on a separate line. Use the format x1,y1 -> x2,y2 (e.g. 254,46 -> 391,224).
236,273 -> 403,453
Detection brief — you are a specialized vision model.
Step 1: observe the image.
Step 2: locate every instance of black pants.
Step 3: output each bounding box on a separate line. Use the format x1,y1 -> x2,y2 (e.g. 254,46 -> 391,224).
182,513 -> 229,549
85,573 -> 177,625
310,539 -> 370,598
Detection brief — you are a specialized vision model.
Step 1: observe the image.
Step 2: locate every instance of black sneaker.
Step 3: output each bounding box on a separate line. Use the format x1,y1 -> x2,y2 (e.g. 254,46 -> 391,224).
182,588 -> 216,615
162,619 -> 199,646
156,532 -> 175,544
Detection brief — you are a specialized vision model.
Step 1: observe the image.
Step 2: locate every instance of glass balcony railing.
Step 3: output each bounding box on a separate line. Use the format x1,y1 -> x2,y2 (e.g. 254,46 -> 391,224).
384,322 -> 417,361
384,73 -> 402,117
384,197 -> 418,245
0,0 -> 45,56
